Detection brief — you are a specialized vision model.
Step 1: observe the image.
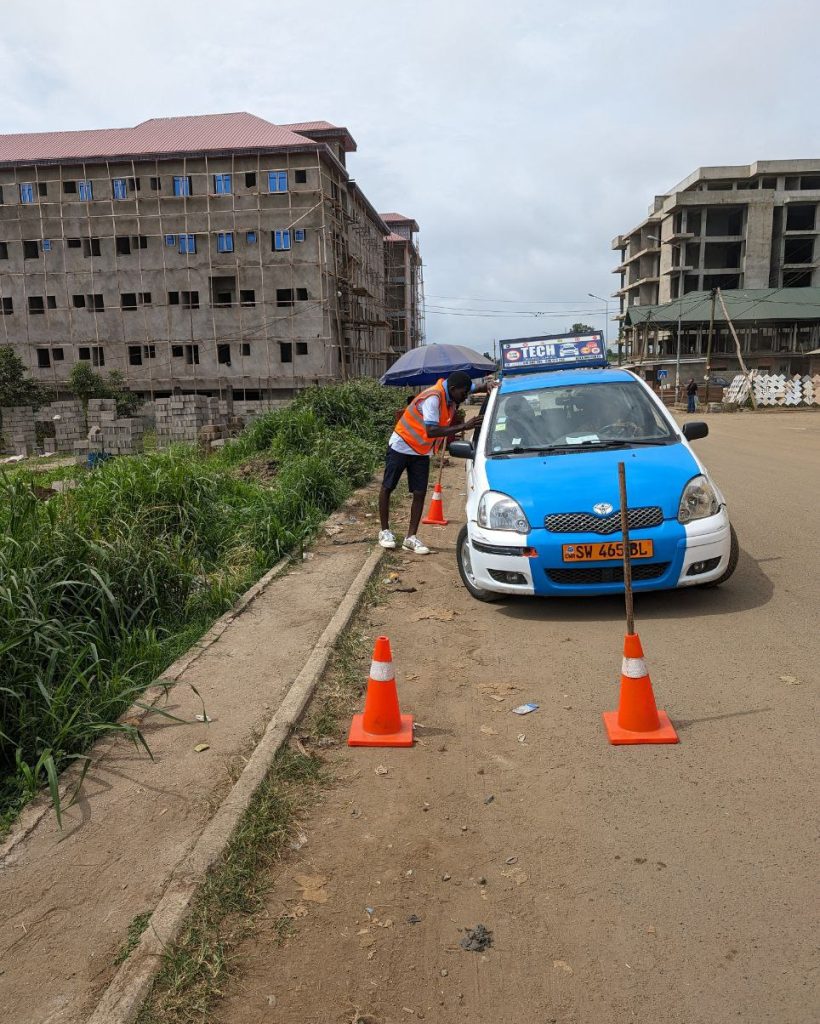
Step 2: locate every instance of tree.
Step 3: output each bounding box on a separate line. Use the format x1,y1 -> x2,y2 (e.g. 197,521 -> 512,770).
67,362 -> 107,410
568,323 -> 597,335
0,346 -> 45,408
68,363 -> 141,417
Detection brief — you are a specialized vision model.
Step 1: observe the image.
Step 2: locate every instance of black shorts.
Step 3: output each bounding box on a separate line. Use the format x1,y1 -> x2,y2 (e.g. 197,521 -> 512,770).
382,446 -> 430,493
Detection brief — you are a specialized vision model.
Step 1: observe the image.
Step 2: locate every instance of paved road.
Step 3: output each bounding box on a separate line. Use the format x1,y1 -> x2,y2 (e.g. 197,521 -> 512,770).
216,411 -> 819,1024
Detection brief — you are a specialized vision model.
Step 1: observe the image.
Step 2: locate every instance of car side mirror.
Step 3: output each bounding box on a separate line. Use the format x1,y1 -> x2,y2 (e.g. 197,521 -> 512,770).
449,440 -> 475,460
682,421 -> 708,442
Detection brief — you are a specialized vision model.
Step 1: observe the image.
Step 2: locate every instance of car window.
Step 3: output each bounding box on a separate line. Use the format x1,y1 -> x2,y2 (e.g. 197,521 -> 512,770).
488,381 -> 677,454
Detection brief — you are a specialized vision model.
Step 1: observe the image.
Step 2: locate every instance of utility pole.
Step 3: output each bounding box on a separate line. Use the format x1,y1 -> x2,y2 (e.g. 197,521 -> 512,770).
674,311 -> 682,404
704,287 -> 717,405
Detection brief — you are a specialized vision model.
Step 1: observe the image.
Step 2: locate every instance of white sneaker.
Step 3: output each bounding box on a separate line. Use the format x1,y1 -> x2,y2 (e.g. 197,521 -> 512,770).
378,529 -> 397,549
402,535 -> 430,555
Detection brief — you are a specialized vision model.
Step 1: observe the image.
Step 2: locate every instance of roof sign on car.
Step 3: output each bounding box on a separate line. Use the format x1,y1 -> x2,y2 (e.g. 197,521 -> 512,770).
499,332 -> 608,375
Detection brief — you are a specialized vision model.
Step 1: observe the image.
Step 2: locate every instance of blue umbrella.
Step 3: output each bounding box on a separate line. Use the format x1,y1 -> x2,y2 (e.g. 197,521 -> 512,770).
380,344 -> 496,386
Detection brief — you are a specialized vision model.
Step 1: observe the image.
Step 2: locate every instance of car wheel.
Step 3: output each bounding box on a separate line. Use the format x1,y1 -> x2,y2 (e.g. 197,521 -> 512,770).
457,524 -> 502,602
699,524 -> 739,588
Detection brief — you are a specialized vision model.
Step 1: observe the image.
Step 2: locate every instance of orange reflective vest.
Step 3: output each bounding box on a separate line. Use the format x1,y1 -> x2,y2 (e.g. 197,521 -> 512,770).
393,378 -> 454,455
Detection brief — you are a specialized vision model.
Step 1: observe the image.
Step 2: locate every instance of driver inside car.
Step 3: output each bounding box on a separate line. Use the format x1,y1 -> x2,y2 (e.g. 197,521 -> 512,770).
503,395 -> 541,447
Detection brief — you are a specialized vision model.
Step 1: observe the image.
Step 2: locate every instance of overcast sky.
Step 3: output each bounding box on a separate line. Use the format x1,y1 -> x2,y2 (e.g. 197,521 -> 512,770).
3,0 -> 819,353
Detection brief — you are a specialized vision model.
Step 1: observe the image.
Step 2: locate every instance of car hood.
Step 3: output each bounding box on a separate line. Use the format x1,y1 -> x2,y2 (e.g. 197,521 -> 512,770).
483,442 -> 699,521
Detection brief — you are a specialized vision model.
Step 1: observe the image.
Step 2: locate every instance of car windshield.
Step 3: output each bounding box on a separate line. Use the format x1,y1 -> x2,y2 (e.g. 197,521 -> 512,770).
487,381 -> 677,455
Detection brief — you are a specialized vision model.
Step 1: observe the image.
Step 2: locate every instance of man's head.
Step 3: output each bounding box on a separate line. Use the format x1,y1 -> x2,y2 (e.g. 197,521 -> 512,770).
446,370 -> 472,404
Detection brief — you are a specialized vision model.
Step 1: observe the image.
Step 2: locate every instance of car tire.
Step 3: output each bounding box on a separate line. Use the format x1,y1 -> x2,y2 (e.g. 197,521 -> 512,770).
457,524 -> 502,602
699,524 -> 739,588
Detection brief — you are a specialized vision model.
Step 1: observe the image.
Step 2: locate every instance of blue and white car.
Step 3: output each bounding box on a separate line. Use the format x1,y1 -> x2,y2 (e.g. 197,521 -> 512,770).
450,333 -> 738,601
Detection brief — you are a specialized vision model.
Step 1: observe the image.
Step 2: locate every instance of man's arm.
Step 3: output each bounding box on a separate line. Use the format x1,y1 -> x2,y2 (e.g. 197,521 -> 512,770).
425,417 -> 482,440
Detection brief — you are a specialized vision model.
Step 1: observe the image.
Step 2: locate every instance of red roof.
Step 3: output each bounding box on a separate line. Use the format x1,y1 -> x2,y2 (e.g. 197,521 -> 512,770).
0,112 -> 331,165
385,232 -> 409,242
381,212 -> 419,230
281,120 -> 357,152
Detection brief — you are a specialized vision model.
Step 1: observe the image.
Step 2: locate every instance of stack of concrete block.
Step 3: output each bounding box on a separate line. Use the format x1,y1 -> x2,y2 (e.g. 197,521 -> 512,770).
0,406 -> 37,456
155,395 -> 215,446
103,417 -> 144,455
87,398 -> 118,434
48,400 -> 86,453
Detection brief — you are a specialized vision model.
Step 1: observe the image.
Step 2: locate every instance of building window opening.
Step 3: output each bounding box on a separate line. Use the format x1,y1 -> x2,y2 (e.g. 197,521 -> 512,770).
121,293 -> 138,310
245,172 -> 257,188
239,289 -> 255,306
279,342 -> 293,363
296,341 -> 308,355
786,205 -> 816,231
294,169 -> 307,184
173,175 -> 192,197
213,174 -> 232,194
217,343 -> 231,365
216,231 -> 234,253
783,269 -> 813,287
784,237 -> 814,264
276,288 -> 295,307
181,290 -> 199,309
28,296 -> 45,315
210,275 -> 236,306
116,235 -> 132,255
83,237 -> 101,257
185,344 -> 200,365
23,240 -> 39,259
128,345 -> 143,365
705,207 -> 743,236
36,348 -> 50,367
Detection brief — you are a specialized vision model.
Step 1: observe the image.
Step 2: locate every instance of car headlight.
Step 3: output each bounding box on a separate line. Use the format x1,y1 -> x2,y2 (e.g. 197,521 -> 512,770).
477,490 -> 530,533
678,475 -> 720,523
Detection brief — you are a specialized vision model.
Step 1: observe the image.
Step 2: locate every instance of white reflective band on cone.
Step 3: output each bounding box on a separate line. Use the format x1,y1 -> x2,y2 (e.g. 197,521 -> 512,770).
369,660 -> 395,681
622,657 -> 648,679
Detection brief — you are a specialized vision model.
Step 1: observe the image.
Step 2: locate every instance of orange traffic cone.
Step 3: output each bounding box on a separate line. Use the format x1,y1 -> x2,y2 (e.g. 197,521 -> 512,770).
348,636 -> 414,747
602,633 -> 679,744
422,482 -> 449,526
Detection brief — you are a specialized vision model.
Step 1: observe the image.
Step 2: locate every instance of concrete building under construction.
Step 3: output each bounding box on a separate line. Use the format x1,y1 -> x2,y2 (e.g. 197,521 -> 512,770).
0,113 -> 420,399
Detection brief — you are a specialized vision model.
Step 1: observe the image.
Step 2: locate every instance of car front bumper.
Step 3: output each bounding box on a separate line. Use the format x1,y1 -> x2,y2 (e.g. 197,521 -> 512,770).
465,509 -> 732,597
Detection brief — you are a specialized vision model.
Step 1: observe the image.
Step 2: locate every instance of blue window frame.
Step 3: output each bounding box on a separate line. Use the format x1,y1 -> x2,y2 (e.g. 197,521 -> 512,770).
173,176 -> 192,197
268,171 -> 288,193
20,183 -> 35,204
78,179 -> 93,201
112,178 -> 128,200
178,234 -> 196,254
213,174 -> 232,194
273,230 -> 291,251
165,234 -> 176,246
42,240 -> 52,252
246,230 -> 257,245
217,232 -> 234,253
294,228 -> 305,242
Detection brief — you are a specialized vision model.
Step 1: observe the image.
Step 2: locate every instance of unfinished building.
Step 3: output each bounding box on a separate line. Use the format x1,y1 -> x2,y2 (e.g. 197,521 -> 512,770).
0,113 -> 416,400
612,160 -> 820,356
381,213 -> 424,353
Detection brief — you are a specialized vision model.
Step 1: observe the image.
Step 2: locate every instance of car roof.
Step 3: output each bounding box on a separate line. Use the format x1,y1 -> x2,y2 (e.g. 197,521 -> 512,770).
499,367 -> 637,394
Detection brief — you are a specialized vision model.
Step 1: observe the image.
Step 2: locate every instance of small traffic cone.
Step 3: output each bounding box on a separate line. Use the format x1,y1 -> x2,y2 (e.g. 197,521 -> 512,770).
422,482 -> 449,526
348,636 -> 414,747
602,632 -> 679,745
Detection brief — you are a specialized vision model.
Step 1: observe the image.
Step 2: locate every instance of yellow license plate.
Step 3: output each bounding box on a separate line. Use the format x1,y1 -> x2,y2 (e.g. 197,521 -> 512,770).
562,540 -> 654,562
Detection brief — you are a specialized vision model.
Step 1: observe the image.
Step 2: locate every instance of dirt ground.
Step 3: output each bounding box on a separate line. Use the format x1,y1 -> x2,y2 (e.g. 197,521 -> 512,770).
213,411 -> 819,1024
0,485 -> 388,1024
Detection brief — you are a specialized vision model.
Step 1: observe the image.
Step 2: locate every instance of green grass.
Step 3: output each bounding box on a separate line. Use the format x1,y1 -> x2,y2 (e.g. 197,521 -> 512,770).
0,379 -> 402,827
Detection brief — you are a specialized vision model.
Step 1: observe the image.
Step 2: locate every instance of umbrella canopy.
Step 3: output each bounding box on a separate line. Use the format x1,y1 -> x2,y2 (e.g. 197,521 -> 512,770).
380,344 -> 496,386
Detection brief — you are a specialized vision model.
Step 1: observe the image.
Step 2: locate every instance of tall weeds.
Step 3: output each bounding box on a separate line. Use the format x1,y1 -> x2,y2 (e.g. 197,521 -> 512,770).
0,379 -> 401,825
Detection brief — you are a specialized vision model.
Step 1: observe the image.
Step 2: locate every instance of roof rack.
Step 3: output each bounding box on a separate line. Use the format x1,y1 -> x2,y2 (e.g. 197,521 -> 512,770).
498,332 -> 608,376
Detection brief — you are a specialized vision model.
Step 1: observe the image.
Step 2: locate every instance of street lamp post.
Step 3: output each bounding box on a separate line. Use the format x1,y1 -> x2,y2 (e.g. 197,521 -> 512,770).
588,292 -> 613,362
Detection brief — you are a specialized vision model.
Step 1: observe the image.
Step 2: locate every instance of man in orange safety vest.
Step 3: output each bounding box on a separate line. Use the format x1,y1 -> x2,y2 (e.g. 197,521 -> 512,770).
379,371 -> 489,554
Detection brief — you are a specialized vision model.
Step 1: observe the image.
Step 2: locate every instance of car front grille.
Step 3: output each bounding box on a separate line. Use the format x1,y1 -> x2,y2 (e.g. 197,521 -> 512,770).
546,562 -> 669,585
544,506 -> 664,535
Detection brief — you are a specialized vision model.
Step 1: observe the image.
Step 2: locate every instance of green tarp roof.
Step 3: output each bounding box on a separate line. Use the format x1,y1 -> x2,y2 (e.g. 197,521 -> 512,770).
625,288 -> 820,326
